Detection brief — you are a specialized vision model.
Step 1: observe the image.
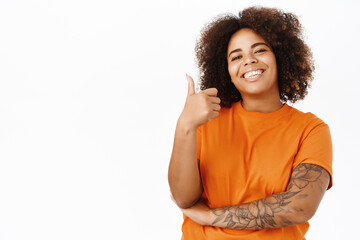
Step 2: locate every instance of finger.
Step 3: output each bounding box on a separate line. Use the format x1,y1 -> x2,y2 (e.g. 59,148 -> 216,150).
186,74 -> 195,96
203,88 -> 218,96
209,96 -> 221,104
209,111 -> 219,120
211,104 -> 221,111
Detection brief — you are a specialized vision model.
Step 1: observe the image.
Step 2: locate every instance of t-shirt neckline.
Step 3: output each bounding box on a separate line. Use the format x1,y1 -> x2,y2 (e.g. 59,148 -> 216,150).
234,100 -> 291,119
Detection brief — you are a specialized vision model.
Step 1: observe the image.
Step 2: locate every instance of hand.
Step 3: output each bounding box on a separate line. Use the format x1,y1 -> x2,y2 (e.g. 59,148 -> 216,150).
179,74 -> 221,130
171,194 -> 212,226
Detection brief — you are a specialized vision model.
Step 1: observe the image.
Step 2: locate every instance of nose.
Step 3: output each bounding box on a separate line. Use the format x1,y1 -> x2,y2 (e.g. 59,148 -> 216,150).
243,55 -> 257,66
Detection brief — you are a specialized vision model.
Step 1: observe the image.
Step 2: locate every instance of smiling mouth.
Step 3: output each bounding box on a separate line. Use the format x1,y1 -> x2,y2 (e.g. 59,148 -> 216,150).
242,69 -> 265,79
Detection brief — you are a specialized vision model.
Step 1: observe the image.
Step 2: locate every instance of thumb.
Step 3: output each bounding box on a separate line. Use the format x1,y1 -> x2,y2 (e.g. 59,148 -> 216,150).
186,74 -> 195,96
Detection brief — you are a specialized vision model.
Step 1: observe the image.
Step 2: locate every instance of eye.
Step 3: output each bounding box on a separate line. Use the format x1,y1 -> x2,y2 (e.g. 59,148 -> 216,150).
231,56 -> 242,61
255,49 -> 267,54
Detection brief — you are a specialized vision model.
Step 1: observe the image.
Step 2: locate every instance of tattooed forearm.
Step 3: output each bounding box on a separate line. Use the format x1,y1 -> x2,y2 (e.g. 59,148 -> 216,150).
211,191 -> 303,229
210,164 -> 329,230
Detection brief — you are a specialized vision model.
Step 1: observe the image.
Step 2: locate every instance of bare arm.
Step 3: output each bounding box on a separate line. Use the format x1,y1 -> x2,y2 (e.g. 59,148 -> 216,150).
179,163 -> 330,228
168,74 -> 221,208
168,118 -> 202,208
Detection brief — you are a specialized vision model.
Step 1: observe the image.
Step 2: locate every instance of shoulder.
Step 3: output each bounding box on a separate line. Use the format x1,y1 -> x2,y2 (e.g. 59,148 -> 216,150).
287,105 -> 329,131
288,106 -> 332,155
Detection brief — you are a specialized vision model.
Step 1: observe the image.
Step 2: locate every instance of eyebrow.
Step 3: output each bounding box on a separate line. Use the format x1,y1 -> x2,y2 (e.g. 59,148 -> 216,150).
228,42 -> 271,58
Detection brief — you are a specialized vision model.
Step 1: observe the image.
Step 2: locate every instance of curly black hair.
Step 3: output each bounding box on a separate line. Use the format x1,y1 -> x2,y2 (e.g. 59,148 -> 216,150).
195,6 -> 314,108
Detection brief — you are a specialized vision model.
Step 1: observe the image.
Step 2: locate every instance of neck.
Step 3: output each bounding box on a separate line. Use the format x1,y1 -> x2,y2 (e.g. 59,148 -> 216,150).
241,95 -> 283,113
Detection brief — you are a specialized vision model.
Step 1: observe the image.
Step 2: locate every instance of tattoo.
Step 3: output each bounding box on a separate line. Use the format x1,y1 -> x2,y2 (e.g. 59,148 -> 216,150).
211,164 -> 326,230
211,191 -> 301,229
286,164 -> 323,191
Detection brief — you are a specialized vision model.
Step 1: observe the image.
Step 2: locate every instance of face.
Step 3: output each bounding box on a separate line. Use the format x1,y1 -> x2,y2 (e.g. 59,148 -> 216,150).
227,28 -> 279,99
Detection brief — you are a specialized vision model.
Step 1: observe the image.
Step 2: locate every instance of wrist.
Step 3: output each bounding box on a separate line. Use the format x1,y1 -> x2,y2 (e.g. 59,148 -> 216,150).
177,115 -> 197,133
205,207 -> 214,226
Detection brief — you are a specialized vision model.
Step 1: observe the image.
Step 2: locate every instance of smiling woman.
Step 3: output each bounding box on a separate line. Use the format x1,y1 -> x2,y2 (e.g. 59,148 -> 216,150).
227,28 -> 280,112
195,7 -> 314,109
168,6 -> 332,240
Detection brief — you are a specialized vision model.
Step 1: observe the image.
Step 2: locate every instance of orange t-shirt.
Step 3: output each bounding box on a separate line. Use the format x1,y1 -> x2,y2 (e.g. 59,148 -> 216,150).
182,101 -> 333,240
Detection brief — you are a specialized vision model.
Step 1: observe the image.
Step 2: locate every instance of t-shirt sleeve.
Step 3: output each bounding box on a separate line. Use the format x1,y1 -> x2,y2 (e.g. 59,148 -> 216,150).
196,126 -> 202,160
293,121 -> 333,190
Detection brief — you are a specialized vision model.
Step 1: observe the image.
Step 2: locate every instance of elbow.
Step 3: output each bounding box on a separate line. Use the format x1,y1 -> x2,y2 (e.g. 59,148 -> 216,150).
173,196 -> 200,209
168,180 -> 203,209
302,207 -> 317,223
290,204 -> 318,224
176,200 -> 198,209
170,187 -> 202,209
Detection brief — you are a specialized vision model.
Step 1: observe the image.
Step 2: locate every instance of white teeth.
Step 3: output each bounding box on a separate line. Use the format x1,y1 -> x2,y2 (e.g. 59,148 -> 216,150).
244,70 -> 263,78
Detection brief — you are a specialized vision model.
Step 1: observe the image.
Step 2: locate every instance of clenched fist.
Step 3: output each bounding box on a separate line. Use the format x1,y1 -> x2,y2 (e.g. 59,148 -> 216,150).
179,74 -> 221,130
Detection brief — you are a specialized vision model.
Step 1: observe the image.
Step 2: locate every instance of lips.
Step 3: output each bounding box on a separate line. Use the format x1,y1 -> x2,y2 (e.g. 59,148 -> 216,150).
242,68 -> 265,78
240,68 -> 265,83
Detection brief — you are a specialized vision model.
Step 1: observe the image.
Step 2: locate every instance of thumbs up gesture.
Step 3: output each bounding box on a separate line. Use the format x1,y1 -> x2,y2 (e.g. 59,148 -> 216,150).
179,74 -> 221,130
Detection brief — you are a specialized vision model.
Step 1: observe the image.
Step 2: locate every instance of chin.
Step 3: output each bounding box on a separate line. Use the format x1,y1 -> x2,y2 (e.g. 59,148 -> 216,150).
235,81 -> 278,98
237,86 -> 266,96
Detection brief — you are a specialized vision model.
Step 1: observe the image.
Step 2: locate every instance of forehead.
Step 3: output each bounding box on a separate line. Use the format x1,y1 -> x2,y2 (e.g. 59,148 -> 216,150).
227,28 -> 267,52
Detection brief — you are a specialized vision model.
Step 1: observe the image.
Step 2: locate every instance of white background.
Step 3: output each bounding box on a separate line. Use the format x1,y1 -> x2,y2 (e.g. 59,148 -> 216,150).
0,0 -> 359,239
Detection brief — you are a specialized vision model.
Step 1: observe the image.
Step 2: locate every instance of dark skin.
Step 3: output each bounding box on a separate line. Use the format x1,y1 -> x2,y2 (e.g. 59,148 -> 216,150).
168,74 -> 220,208
170,29 -> 330,228
177,163 -> 330,229
196,7 -> 315,108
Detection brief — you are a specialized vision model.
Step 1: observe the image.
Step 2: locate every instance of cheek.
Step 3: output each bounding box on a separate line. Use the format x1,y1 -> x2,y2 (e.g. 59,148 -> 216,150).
228,63 -> 239,79
262,56 -> 277,78
266,55 -> 277,72
270,62 -> 278,79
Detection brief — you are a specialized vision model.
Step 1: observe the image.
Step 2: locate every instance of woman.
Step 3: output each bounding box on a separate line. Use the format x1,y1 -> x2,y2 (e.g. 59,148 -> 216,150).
168,6 -> 333,240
